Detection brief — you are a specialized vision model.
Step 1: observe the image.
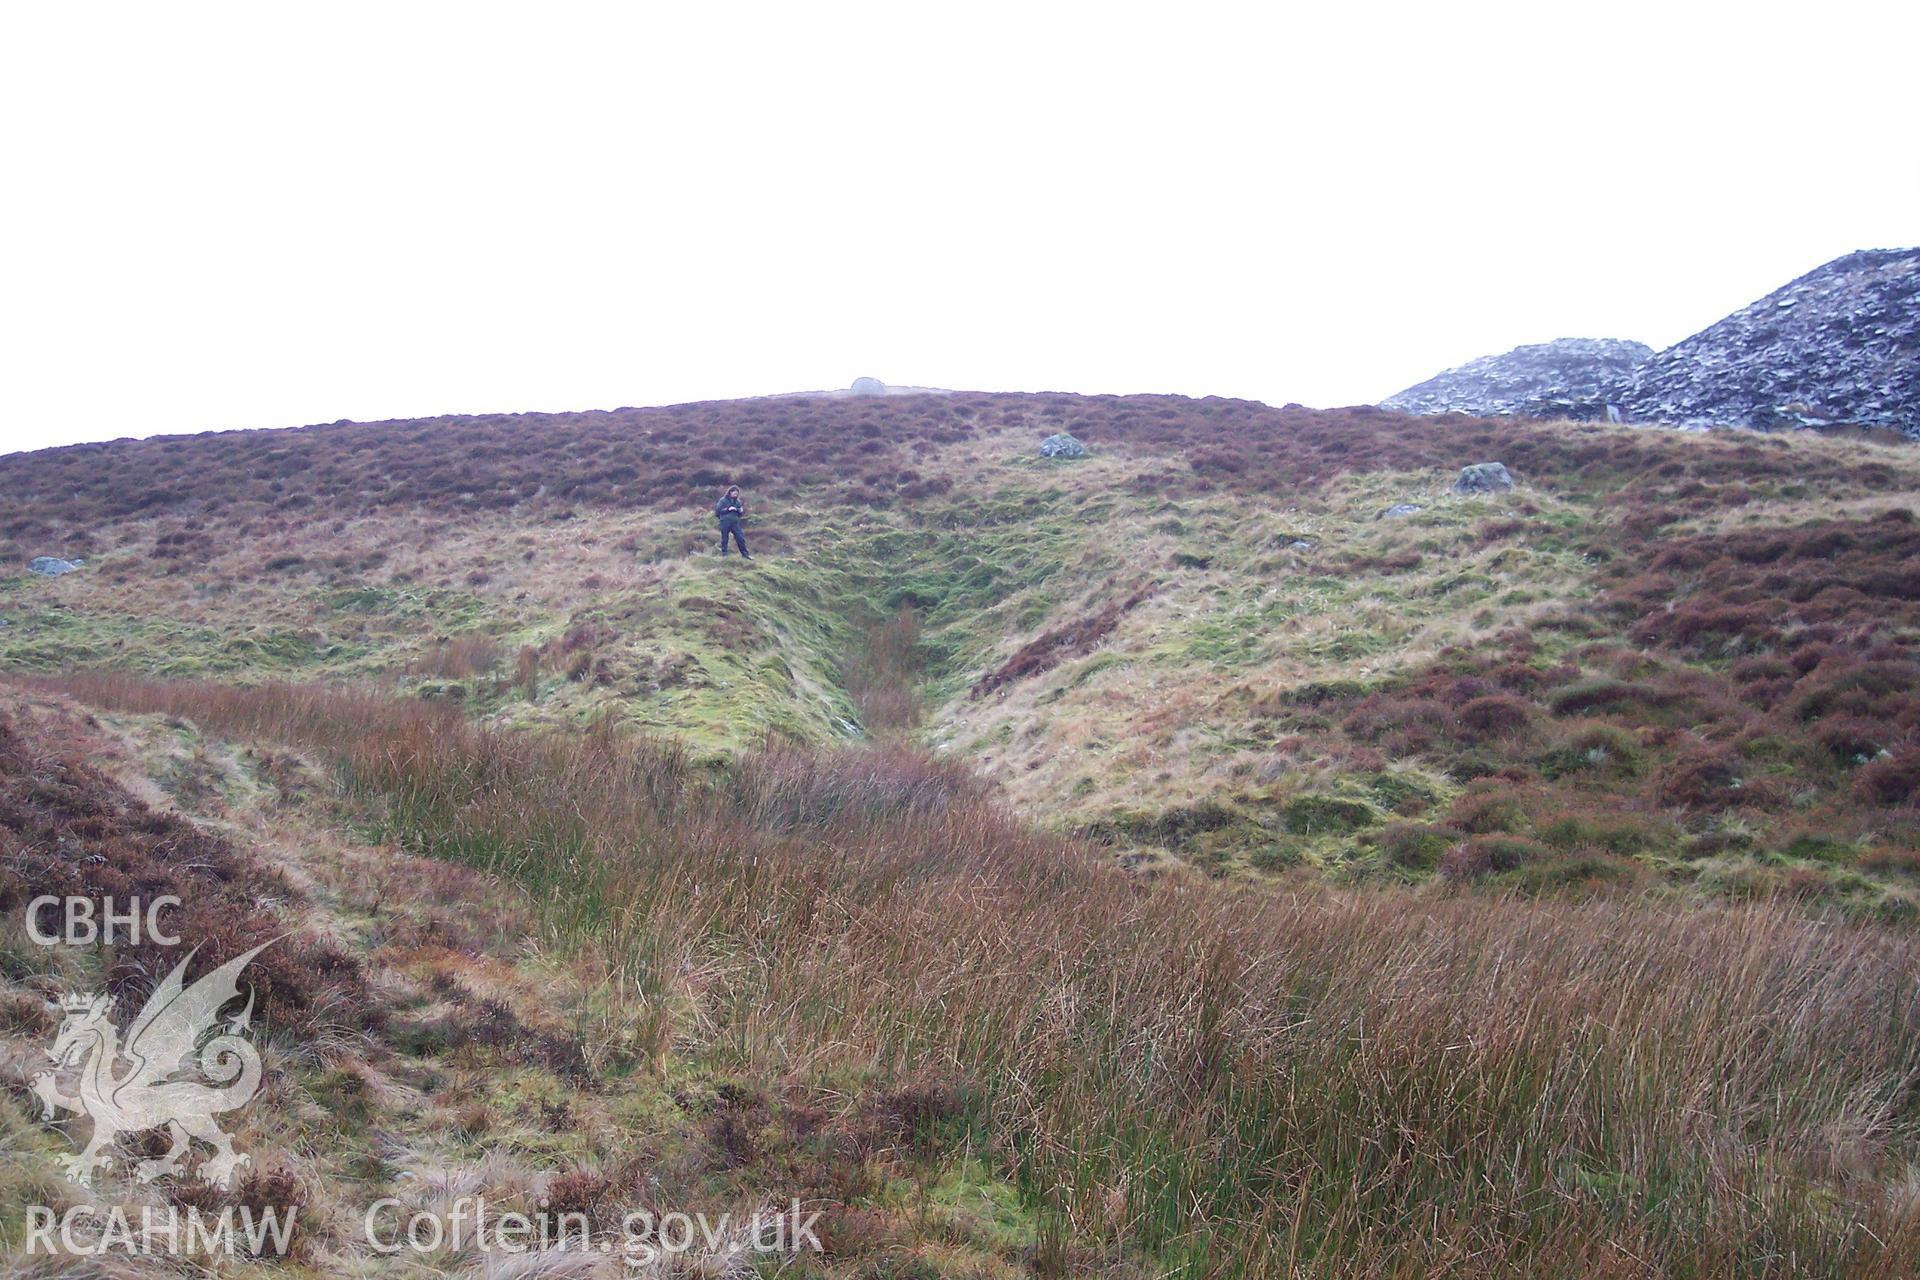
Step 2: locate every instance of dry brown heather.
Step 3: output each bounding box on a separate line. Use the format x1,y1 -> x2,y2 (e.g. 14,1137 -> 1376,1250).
2,391 -> 1894,552
0,395 -> 1712,535
12,673 -> 1920,1277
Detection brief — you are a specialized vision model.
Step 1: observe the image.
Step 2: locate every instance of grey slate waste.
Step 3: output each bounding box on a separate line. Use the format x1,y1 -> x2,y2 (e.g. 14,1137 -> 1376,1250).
1617,248 -> 1920,434
1378,248 -> 1920,437
1380,339 -> 1652,420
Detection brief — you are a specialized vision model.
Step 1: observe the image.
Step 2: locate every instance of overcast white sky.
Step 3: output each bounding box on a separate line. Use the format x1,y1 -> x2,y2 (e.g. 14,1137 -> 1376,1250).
2,2 -> 1915,455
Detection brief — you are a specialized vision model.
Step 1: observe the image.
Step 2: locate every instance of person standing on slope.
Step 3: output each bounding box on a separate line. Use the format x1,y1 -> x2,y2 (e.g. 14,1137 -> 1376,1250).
714,485 -> 752,560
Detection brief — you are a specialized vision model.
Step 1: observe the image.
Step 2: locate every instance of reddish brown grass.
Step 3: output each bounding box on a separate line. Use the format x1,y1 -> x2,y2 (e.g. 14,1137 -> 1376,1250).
24,673 -> 1920,1276
842,606 -> 925,733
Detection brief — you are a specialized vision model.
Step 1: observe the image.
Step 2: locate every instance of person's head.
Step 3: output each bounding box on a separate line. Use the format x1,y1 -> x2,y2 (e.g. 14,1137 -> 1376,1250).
725,485 -> 740,496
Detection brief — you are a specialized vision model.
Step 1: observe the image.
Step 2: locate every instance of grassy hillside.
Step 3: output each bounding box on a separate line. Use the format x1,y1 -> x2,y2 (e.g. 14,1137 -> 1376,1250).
5,394 -> 1920,1275
5,395 -> 1918,904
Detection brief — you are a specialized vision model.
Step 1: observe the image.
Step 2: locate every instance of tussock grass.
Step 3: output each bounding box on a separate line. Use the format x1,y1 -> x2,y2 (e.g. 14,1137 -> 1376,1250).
842,605 -> 926,733
37,673 -> 1920,1276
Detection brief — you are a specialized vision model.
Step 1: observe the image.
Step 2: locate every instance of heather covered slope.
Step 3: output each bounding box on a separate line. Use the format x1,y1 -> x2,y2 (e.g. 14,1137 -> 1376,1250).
9,394 -> 1920,1275
4,394 -> 1920,907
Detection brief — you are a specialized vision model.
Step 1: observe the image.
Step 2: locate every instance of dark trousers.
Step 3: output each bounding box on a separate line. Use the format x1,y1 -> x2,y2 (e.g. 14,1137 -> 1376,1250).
718,518 -> 750,557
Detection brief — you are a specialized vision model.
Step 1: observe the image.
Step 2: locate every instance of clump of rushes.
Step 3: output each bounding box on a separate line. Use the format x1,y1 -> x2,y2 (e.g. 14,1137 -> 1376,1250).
37,673 -> 1920,1277
842,605 -> 925,732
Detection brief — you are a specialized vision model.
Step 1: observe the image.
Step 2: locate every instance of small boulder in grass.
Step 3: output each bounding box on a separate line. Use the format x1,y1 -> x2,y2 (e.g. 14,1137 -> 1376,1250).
1453,462 -> 1515,494
1379,503 -> 1422,519
1039,433 -> 1087,459
28,556 -> 85,576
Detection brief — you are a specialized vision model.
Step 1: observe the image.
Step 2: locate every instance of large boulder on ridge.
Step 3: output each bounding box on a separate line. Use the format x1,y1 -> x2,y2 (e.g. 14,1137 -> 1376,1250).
1453,462 -> 1515,494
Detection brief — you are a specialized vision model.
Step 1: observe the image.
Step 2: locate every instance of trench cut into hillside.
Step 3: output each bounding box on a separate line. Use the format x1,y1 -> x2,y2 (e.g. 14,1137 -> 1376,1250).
2,395 -> 1919,901
7,392 -> 1920,1274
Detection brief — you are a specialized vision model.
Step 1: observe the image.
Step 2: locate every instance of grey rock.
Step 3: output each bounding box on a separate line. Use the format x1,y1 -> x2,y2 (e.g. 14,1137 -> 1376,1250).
849,376 -> 887,395
1380,503 -> 1423,519
1617,248 -> 1920,433
1288,540 -> 1317,551
1453,462 -> 1515,494
1039,433 -> 1087,459
1378,248 -> 1920,436
28,557 -> 84,576
1380,338 -> 1653,420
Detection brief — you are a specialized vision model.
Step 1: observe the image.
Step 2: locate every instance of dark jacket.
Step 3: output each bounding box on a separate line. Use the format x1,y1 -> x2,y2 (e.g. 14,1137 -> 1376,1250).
714,495 -> 744,522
